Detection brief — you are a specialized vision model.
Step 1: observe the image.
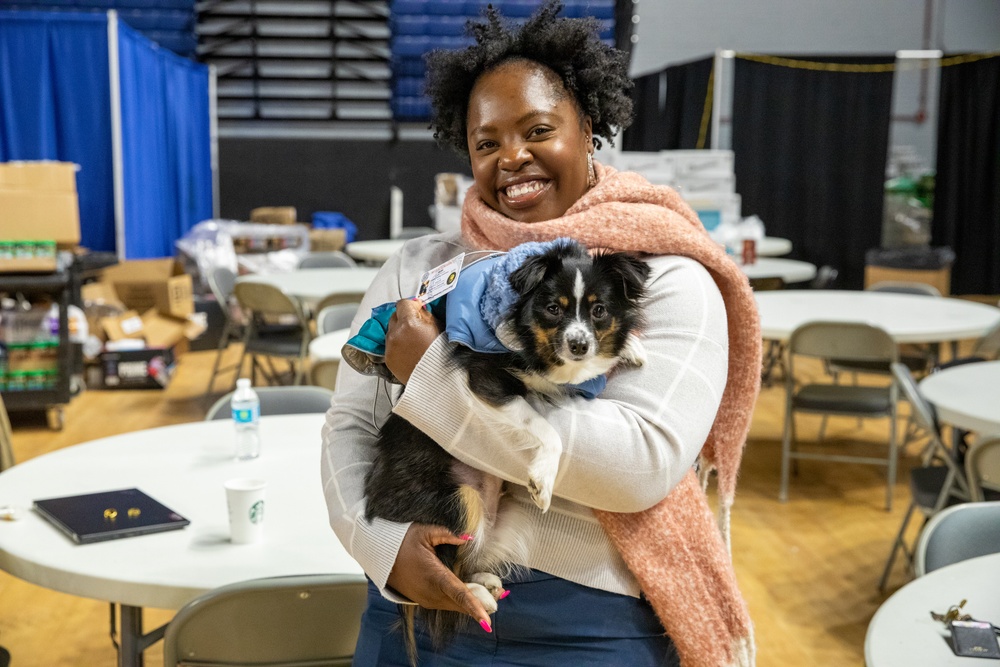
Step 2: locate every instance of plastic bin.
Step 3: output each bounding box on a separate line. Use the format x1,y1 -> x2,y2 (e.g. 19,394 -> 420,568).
864,246 -> 955,295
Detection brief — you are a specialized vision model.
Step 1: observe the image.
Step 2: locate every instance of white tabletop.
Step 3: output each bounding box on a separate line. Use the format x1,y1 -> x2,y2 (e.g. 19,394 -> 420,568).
756,291 -> 1000,344
920,361 -> 1000,436
0,414 -> 362,610
236,267 -> 379,302
756,236 -> 792,257
345,239 -> 405,264
309,329 -> 351,362
866,553 -> 1000,666
740,257 -> 816,283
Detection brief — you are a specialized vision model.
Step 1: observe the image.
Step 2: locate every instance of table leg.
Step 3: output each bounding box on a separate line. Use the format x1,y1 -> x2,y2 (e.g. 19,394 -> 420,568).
114,604 -> 168,667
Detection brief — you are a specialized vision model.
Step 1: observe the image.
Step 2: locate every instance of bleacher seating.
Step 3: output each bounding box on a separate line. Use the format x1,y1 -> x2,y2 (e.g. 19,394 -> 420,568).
390,0 -> 615,121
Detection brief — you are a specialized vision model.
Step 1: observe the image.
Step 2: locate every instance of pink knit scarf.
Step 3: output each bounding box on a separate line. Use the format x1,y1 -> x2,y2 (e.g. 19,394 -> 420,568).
462,162 -> 760,667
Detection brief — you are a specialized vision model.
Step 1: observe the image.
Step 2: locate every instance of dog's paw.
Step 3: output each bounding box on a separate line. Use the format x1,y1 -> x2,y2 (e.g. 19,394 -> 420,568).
620,335 -> 648,367
466,582 -> 498,614
526,452 -> 558,512
468,572 -> 505,600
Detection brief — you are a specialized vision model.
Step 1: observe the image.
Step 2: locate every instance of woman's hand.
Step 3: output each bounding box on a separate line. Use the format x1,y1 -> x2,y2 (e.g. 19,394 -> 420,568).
387,524 -> 493,630
385,298 -> 441,384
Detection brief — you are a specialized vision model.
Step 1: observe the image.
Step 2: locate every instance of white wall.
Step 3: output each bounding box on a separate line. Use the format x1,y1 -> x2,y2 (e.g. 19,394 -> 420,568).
628,0 -> 1000,167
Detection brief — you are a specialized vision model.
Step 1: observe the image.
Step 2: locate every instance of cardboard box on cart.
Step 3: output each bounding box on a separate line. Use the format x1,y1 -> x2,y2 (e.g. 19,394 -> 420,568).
0,161 -> 81,273
101,258 -> 194,318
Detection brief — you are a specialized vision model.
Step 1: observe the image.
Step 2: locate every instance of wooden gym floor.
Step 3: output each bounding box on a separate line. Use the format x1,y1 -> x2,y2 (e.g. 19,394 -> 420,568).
1,345 -> 946,666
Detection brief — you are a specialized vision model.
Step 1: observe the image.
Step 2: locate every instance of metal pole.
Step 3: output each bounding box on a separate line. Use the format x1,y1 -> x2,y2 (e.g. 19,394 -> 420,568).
711,49 -> 724,150
209,64 -> 220,219
107,10 -> 127,259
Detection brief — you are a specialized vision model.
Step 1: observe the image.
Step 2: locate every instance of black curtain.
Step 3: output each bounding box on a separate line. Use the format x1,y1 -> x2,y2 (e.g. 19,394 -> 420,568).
623,57 -> 712,151
932,55 -> 1000,295
732,56 -> 895,289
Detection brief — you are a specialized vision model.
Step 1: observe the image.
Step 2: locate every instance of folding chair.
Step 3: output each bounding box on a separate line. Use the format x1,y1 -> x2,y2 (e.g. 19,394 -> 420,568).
205,386 -> 334,421
0,394 -> 14,472
233,282 -> 313,386
878,363 -> 969,590
163,574 -> 367,667
781,321 -> 899,509
914,502 -> 1000,576
966,435 -> 1000,502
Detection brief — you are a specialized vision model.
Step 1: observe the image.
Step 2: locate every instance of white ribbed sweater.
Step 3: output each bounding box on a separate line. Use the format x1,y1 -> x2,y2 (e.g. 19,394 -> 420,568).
320,231 -> 728,599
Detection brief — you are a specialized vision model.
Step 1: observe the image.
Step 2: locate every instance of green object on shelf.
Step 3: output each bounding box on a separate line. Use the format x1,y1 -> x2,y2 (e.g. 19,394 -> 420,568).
5,371 -> 26,391
0,241 -> 12,260
34,240 -> 56,259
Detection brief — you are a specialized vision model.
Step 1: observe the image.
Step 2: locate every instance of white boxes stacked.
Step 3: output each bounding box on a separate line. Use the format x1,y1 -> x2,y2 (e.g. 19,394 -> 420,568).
601,149 -> 741,231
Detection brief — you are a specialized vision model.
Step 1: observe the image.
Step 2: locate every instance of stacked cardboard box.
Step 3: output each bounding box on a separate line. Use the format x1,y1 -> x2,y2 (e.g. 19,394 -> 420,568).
0,161 -> 81,273
82,258 -> 206,389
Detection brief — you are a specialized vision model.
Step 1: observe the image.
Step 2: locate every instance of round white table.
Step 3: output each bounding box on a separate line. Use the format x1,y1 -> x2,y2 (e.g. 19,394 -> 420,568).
236,267 -> 379,304
741,257 -> 816,283
0,414 -> 362,667
866,553 -> 1000,666
920,361 -> 1000,435
344,239 -> 406,265
308,328 -> 351,362
755,291 -> 1000,344
757,236 -> 793,257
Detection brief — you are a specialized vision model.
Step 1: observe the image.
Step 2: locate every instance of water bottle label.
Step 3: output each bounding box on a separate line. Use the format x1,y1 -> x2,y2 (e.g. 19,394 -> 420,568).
233,404 -> 259,424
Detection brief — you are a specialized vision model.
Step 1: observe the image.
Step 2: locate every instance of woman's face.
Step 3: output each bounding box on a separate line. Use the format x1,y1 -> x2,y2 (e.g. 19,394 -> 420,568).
466,60 -> 593,223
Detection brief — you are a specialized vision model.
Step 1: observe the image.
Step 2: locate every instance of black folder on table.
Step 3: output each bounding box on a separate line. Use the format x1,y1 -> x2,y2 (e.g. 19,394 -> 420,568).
33,488 -> 190,544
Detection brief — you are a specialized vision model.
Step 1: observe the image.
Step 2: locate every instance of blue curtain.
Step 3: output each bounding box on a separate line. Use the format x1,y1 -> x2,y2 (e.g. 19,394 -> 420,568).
0,11 -> 116,252
117,20 -> 212,259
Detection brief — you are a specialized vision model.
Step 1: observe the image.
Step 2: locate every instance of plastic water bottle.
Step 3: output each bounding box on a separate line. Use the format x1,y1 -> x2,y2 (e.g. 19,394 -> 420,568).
231,378 -> 261,460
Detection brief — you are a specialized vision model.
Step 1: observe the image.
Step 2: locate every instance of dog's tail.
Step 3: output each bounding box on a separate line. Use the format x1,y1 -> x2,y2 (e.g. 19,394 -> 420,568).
400,484 -> 486,666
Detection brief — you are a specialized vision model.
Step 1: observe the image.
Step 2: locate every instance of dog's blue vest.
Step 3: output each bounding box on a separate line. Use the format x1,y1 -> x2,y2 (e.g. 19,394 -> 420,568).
342,241 -> 606,399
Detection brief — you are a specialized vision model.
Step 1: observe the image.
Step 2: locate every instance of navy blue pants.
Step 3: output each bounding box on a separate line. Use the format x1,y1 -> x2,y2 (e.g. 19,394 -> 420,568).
352,569 -> 679,666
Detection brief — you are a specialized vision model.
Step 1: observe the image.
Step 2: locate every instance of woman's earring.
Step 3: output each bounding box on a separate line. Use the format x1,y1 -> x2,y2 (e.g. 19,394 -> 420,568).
587,152 -> 596,187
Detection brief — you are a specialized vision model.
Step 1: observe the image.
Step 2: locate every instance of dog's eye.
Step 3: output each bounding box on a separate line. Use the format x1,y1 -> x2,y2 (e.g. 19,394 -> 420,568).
546,303 -> 562,317
591,304 -> 607,319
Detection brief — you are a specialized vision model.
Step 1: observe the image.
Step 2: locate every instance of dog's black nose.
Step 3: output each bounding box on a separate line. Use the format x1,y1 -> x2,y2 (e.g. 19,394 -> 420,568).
568,337 -> 589,356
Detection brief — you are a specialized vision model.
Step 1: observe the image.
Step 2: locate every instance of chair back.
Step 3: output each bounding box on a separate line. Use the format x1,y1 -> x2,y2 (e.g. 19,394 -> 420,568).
298,252 -> 357,269
317,303 -> 359,336
163,573 -> 367,667
915,502 -> 1000,575
0,394 -> 14,472
967,436 -> 1000,502
972,321 -> 1000,360
315,292 -> 367,316
789,321 -> 897,363
234,282 -> 306,321
310,359 -> 341,391
209,266 -> 237,303
206,386 -> 335,421
749,277 -> 785,292
868,281 -> 941,297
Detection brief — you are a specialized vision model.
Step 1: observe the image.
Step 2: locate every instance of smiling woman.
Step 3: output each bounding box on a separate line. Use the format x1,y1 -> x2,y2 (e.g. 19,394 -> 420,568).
322,2 -> 761,666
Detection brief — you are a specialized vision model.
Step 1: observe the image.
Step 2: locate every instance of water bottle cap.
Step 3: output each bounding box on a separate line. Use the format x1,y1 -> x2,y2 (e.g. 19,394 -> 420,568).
236,378 -> 251,388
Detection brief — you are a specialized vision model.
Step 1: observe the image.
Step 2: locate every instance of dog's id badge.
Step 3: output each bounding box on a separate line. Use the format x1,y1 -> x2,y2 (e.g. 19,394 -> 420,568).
415,253 -> 464,302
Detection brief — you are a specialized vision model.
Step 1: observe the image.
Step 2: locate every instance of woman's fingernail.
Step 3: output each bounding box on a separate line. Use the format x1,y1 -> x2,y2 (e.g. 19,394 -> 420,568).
499,589 -> 510,599
460,534 -> 474,541
479,619 -> 492,633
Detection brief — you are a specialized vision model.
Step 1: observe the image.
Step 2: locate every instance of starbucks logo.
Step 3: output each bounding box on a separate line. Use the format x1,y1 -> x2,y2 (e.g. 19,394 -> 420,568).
249,500 -> 265,524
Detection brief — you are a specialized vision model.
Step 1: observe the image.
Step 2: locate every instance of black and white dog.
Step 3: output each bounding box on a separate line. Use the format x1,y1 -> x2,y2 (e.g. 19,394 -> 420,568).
363,239 -> 650,657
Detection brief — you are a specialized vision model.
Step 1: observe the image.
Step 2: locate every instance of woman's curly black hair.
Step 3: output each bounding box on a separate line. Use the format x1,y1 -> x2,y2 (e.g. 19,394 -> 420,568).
424,0 -> 633,154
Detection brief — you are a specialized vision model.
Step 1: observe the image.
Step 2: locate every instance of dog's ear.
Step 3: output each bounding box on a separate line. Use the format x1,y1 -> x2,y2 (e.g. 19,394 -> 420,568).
595,252 -> 651,304
509,253 -> 555,295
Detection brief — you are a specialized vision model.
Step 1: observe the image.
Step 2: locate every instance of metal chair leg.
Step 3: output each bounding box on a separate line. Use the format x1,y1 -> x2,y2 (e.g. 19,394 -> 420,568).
879,501 -> 917,591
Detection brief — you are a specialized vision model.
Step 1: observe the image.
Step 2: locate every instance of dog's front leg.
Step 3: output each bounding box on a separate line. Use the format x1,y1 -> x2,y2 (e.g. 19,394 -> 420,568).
494,398 -> 562,512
